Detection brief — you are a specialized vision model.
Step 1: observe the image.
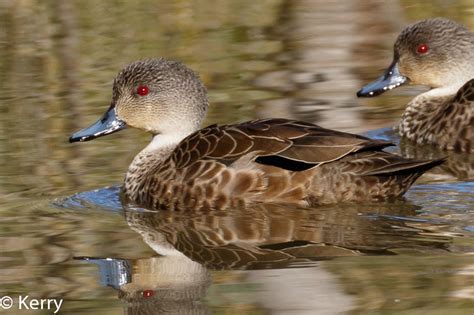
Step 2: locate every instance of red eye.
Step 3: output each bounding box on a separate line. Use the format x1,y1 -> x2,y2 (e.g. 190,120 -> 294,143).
137,86 -> 149,96
417,43 -> 429,54
142,289 -> 154,298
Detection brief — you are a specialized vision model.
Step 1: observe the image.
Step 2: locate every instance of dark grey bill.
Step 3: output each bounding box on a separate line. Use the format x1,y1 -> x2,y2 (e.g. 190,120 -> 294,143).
357,61 -> 408,97
69,106 -> 126,143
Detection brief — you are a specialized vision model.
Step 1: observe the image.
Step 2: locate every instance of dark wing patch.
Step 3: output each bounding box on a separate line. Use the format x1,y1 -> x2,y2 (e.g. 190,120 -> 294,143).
171,119 -> 394,171
255,155 -> 315,171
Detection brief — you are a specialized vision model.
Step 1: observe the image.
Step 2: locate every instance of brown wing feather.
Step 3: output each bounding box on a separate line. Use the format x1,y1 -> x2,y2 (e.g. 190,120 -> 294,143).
172,119 -> 393,171
339,151 -> 445,176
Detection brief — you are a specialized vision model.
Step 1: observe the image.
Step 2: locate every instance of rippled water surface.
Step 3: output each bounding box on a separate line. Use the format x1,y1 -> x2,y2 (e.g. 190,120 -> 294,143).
0,1 -> 473,314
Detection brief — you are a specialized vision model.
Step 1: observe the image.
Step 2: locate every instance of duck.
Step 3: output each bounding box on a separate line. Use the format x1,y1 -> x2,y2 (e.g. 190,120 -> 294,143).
357,17 -> 473,153
70,58 -> 443,210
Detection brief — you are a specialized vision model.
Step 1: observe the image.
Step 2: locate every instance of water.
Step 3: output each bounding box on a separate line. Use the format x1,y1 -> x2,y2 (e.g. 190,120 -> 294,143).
0,1 -> 473,314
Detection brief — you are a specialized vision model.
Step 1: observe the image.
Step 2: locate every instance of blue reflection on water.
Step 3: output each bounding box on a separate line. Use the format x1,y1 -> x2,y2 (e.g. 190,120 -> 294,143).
54,185 -> 123,212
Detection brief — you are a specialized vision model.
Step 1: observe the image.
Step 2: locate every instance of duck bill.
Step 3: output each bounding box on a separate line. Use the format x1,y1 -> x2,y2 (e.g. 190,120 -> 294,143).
357,61 -> 408,97
69,106 -> 126,143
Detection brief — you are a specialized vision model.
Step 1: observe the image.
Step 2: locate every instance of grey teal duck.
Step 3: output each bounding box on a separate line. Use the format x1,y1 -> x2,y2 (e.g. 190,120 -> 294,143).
70,59 -> 443,210
358,18 -> 473,152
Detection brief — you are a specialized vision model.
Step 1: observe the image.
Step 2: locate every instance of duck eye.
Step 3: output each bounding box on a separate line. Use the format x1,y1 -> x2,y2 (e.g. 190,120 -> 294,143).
142,289 -> 154,298
137,86 -> 149,96
416,43 -> 429,54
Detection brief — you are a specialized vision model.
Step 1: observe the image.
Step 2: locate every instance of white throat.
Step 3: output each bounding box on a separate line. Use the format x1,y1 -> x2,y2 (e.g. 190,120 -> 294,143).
144,131 -> 193,153
409,78 -> 468,108
125,130 -> 194,190
425,84 -> 460,98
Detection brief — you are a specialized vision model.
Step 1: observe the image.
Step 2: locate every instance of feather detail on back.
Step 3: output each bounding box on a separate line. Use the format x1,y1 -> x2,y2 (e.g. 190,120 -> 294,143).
123,119 -> 442,210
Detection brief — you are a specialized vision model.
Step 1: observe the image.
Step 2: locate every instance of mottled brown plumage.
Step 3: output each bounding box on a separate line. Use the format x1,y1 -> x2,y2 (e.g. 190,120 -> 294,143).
70,58 -> 444,210
358,18 -> 474,152
124,118 -> 442,210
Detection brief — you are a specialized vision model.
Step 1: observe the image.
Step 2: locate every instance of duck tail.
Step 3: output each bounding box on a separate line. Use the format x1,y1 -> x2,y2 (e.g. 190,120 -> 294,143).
404,157 -> 447,175
363,157 -> 446,177
361,156 -> 446,199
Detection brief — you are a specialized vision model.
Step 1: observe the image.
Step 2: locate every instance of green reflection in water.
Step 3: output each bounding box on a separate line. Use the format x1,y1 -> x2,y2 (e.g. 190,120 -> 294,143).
327,254 -> 474,313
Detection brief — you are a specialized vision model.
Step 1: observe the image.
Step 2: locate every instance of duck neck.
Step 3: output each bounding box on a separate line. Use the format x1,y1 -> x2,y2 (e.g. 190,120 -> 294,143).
145,132 -> 192,154
406,85 -> 450,108
399,85 -> 457,139
136,131 -> 193,165
124,131 -> 194,193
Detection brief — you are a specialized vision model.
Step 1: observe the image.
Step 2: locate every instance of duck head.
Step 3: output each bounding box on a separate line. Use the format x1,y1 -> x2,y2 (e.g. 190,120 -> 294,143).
70,59 -> 208,142
357,18 -> 474,97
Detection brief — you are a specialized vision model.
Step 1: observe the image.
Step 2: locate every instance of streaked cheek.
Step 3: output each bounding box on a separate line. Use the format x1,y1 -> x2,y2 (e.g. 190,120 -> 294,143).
398,58 -> 413,79
116,101 -> 140,125
401,54 -> 424,78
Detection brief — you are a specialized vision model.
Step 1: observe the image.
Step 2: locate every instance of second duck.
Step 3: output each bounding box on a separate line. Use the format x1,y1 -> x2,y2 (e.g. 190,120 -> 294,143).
358,18 -> 473,153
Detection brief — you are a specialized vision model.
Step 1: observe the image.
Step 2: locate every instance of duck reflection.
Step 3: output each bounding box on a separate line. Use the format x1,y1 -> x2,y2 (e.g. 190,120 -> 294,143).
80,203 -> 452,313
399,140 -> 473,180
125,203 -> 452,269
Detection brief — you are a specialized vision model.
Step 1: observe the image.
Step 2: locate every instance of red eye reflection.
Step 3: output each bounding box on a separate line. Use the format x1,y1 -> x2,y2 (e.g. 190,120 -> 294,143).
417,43 -> 429,54
142,289 -> 154,298
137,86 -> 149,96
